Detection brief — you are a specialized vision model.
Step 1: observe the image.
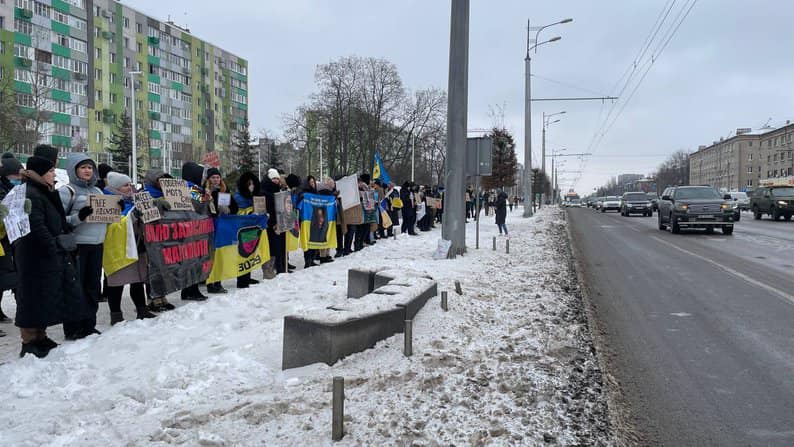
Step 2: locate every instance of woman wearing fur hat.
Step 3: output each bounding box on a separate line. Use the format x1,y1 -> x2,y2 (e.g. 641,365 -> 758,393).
16,156 -> 87,357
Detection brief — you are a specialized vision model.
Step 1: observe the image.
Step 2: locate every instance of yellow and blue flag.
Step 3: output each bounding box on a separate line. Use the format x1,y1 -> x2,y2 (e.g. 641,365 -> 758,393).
207,214 -> 270,283
373,151 -> 391,185
299,193 -> 337,250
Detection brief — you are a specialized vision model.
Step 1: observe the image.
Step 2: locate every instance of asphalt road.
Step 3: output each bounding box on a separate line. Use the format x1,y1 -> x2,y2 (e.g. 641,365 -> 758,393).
567,207 -> 794,446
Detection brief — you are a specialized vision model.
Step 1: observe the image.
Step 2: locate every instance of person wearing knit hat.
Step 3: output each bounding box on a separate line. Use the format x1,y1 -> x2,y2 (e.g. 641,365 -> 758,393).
102,171 -> 157,324
15,155 -> 81,358
267,168 -> 280,180
33,144 -> 58,165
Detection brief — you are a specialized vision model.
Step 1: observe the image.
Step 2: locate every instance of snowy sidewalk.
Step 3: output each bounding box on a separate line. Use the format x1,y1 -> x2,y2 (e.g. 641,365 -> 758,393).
0,207 -> 611,446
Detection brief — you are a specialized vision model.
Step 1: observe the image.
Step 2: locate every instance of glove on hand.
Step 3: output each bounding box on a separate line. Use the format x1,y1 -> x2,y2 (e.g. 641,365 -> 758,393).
24,199 -> 31,214
78,206 -> 94,221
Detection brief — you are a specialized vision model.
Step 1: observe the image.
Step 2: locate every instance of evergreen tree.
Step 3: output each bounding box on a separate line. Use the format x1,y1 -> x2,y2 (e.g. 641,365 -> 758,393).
267,140 -> 281,170
481,127 -> 518,190
108,113 -> 134,176
233,119 -> 256,174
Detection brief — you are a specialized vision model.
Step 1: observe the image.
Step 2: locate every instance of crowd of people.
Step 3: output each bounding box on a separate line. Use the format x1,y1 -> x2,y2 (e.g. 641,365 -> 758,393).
0,145 -> 463,359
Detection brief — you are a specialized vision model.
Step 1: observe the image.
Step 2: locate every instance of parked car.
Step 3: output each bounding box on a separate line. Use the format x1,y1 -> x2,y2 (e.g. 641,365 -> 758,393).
750,186 -> 794,221
658,186 -> 735,234
621,192 -> 653,217
600,196 -> 621,213
727,191 -> 750,210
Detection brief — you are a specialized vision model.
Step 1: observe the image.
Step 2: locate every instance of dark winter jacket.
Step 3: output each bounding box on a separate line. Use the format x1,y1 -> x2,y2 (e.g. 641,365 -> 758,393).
400,185 -> 415,218
495,192 -> 508,225
0,176 -> 17,291
261,177 -> 284,229
234,172 -> 262,214
14,170 -> 90,328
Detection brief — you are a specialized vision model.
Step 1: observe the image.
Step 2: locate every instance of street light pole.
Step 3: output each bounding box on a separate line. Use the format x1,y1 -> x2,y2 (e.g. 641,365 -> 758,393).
128,70 -> 142,185
411,133 -> 416,182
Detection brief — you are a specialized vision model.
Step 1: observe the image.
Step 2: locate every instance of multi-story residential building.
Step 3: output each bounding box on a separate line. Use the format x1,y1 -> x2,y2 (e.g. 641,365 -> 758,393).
689,122 -> 794,191
0,0 -> 247,176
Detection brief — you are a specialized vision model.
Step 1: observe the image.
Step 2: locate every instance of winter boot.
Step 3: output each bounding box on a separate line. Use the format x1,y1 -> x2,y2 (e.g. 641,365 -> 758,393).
40,337 -> 58,350
20,341 -> 49,358
136,307 -> 157,320
162,298 -> 176,310
247,278 -> 260,285
110,312 -> 124,326
206,283 -> 228,294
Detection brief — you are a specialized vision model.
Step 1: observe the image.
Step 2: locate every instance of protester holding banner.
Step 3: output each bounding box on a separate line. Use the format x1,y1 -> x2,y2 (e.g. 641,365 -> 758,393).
16,155 -> 87,358
102,172 -> 157,323
232,171 -> 264,288
180,162 -> 210,301
315,178 -> 336,264
297,175 -> 320,267
142,169 -> 176,312
258,168 -> 287,276
58,153 -> 110,340
385,182 -> 400,238
0,153 -> 23,325
205,167 -> 238,294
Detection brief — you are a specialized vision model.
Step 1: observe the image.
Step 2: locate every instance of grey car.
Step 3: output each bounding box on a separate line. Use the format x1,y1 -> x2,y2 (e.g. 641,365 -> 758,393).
658,186 -> 735,235
621,192 -> 652,217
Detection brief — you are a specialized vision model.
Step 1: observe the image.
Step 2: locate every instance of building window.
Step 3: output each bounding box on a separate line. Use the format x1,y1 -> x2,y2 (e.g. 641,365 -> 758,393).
95,48 -> 101,59
95,90 -> 102,101
95,69 -> 102,80
109,52 -> 116,63
123,17 -> 129,28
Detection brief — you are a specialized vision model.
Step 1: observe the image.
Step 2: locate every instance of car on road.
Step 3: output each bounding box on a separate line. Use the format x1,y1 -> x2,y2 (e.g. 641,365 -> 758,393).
657,186 -> 735,234
750,186 -> 794,221
600,196 -> 621,213
647,193 -> 659,212
727,191 -> 750,211
568,199 -> 582,207
621,192 -> 653,217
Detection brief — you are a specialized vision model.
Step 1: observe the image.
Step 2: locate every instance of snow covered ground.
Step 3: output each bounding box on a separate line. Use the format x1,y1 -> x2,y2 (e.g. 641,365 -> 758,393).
0,207 -> 611,446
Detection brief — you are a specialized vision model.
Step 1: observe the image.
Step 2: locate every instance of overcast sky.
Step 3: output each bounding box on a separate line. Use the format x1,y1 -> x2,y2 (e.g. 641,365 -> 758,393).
132,0 -> 794,195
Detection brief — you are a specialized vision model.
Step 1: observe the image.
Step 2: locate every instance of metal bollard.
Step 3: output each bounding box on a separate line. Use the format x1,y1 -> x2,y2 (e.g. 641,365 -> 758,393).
506,239 -> 510,254
332,376 -> 344,441
441,291 -> 448,311
393,227 -> 398,240
454,280 -> 462,295
404,320 -> 413,357
492,236 -> 496,251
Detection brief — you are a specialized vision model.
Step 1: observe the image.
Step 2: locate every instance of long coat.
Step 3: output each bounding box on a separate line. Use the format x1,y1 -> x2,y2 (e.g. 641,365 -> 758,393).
495,193 -> 508,225
14,172 -> 90,328
0,177 -> 18,291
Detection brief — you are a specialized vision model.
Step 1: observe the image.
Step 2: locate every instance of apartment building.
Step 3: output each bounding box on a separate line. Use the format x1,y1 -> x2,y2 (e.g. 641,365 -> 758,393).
1,0 -> 247,176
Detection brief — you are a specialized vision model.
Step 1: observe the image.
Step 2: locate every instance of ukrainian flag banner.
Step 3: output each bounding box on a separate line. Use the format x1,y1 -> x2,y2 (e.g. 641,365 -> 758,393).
207,214 -> 270,283
299,193 -> 337,250
103,214 -> 138,276
372,150 -> 391,185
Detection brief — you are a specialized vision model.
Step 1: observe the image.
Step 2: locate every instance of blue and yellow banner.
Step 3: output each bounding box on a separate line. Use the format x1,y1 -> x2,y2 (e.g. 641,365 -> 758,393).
207,214 -> 270,283
373,151 -> 391,185
299,193 -> 337,250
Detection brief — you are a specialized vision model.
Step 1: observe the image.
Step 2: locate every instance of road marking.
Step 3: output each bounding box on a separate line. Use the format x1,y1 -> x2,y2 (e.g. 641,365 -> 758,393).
670,312 -> 692,317
650,236 -> 794,307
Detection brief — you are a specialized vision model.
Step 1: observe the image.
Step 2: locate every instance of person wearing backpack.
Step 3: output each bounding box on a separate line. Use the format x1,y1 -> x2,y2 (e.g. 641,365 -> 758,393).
58,153 -> 111,340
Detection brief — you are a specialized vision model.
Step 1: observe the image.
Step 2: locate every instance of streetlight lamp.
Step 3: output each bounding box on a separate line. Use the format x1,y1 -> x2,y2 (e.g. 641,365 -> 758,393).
542,110 -> 565,175
523,17 -> 572,217
128,70 -> 142,185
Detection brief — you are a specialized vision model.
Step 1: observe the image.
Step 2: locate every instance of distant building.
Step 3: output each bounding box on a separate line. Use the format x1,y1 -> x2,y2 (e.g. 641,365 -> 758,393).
689,122 -> 794,191
617,174 -> 643,186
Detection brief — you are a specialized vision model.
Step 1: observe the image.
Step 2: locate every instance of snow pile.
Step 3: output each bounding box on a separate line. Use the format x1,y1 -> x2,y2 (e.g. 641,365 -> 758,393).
0,208 -> 611,446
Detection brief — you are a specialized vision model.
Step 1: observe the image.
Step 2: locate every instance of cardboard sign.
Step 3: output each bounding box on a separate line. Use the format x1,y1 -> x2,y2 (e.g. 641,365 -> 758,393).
426,197 -> 442,209
159,178 -> 194,211
2,184 -> 29,243
253,196 -> 268,215
202,151 -> 221,168
337,174 -> 360,210
217,192 -> 231,207
86,195 -> 122,223
133,191 -> 161,223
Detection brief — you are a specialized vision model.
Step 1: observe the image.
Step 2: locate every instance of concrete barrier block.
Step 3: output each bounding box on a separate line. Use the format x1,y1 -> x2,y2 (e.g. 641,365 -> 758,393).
347,268 -> 375,298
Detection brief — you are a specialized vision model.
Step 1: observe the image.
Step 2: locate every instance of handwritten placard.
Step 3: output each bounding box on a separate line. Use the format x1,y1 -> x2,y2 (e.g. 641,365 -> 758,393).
158,178 -> 194,211
133,191 -> 161,223
253,196 -> 267,215
217,192 -> 231,207
2,184 -> 30,243
426,197 -> 442,209
202,151 -> 221,168
86,195 -> 121,223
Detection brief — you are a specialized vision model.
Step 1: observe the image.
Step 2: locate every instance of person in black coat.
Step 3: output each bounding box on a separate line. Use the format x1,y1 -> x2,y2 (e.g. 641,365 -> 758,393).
0,153 -> 23,324
15,156 -> 90,358
495,190 -> 508,236
262,169 -> 288,274
400,181 -> 417,235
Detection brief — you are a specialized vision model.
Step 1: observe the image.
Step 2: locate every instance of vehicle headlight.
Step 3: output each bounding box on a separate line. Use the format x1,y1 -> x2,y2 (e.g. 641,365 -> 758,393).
675,204 -> 688,211
646,201 -> 652,206
778,200 -> 788,205
720,203 -> 731,210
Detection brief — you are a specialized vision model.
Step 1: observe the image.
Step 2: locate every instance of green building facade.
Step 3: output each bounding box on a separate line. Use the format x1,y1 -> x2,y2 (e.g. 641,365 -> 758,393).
1,0 -> 247,176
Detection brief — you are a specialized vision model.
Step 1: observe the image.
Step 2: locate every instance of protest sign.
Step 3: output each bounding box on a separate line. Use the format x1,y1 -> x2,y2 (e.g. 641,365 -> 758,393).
217,192 -> 231,207
133,191 -> 161,223
337,174 -> 359,210
158,178 -> 194,211
85,195 -> 122,223
416,203 -> 426,222
426,197 -> 442,209
207,214 -> 270,283
362,190 -> 376,211
2,184 -> 29,243
299,193 -> 337,250
274,191 -> 296,234
143,211 -> 215,296
202,151 -> 221,168
253,196 -> 267,215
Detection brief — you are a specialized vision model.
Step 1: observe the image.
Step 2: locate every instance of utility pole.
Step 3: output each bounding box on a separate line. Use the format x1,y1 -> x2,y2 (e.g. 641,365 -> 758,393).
523,20 -> 533,217
128,71 -> 142,184
317,136 -> 323,180
442,0 -> 469,258
411,134 -> 416,182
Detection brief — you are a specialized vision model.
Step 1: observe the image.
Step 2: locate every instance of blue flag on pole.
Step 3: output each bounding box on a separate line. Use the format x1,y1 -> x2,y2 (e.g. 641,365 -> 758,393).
372,151 -> 392,186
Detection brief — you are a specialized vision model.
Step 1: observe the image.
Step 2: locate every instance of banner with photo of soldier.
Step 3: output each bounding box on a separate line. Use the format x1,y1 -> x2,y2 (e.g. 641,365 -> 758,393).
143,211 -> 215,296
299,193 -> 337,250
274,191 -> 297,234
